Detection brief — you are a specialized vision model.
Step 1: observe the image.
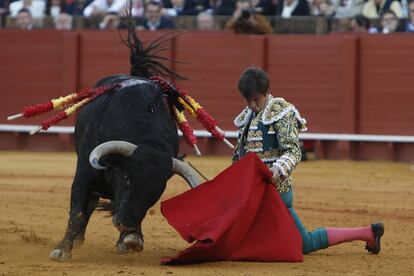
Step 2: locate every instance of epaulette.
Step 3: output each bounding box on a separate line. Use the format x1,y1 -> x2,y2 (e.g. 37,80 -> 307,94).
261,97 -> 307,131
234,107 -> 253,128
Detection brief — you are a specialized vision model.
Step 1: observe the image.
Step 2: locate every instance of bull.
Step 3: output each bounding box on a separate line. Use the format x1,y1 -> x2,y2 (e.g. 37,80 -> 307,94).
48,23 -> 202,260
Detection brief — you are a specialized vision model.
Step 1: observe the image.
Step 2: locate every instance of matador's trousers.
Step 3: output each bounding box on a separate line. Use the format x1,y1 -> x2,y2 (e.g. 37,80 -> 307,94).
280,188 -> 329,254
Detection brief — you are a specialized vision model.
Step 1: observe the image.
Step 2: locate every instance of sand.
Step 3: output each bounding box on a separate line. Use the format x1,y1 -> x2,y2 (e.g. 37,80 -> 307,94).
0,151 -> 413,275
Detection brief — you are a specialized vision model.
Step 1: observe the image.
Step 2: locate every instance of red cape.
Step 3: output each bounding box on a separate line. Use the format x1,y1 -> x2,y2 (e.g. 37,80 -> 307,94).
161,153 -> 303,264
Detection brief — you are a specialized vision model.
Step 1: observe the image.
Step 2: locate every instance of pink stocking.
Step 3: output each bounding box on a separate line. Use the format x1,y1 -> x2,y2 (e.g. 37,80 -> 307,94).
326,226 -> 374,246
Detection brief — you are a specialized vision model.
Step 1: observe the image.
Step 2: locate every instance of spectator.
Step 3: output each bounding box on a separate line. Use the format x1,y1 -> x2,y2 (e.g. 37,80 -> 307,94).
333,0 -> 364,18
362,0 -> 403,19
349,14 -> 370,32
137,0 -> 175,31
225,0 -> 273,34
45,0 -> 66,17
163,0 -> 210,16
14,7 -> 34,29
251,0 -> 277,14
65,0 -> 93,16
210,0 -> 237,15
9,0 -> 45,18
83,0 -> 128,17
1,0 -> 8,18
406,0 -> 414,32
131,0 -> 144,16
379,9 -> 402,33
275,0 -> 310,18
197,10 -> 215,29
401,0 -> 409,17
311,0 -> 335,16
163,0 -> 185,16
211,0 -> 273,15
182,0 -> 210,15
54,12 -> 73,29
99,11 -> 121,29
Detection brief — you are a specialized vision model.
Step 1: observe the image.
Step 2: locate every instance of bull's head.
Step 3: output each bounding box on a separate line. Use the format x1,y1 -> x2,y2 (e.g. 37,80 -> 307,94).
89,141 -> 202,232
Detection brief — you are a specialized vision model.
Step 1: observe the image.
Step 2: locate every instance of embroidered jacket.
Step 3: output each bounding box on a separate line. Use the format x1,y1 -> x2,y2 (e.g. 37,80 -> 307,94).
233,95 -> 307,194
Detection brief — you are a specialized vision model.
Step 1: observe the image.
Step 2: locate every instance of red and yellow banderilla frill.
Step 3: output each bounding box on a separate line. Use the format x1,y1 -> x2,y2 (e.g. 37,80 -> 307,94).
8,84 -> 119,135
150,76 -> 235,153
7,77 -> 233,155
173,107 -> 201,156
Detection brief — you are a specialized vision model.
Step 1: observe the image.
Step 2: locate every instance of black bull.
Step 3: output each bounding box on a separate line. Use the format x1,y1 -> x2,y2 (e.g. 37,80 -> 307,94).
49,75 -> 201,261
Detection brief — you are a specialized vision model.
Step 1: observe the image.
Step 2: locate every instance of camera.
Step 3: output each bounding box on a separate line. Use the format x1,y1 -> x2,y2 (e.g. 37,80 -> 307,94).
241,9 -> 252,20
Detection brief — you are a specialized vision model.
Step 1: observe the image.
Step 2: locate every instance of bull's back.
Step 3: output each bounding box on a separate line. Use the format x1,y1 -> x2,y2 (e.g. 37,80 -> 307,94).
74,77 -> 179,161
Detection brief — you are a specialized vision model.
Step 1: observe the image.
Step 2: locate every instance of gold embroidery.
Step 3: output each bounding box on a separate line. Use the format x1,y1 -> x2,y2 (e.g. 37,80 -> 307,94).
234,108 -> 251,127
245,141 -> 263,152
257,149 -> 280,161
247,130 -> 263,140
277,177 -> 292,194
250,117 -> 259,127
235,97 -> 301,195
264,100 -> 288,122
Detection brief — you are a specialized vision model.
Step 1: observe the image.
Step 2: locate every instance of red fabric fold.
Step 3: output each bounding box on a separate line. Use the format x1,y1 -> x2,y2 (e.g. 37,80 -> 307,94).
161,153 -> 303,264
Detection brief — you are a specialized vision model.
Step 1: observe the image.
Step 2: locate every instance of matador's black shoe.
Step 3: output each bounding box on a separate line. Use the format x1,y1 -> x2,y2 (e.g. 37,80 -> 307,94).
365,222 -> 384,254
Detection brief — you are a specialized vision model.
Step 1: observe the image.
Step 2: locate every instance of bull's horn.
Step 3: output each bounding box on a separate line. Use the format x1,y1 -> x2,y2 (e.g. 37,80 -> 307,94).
89,141 -> 204,188
172,159 -> 203,188
89,141 -> 137,170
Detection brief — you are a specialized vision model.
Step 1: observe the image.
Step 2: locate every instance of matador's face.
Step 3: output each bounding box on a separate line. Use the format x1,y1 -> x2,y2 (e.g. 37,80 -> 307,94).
245,93 -> 269,113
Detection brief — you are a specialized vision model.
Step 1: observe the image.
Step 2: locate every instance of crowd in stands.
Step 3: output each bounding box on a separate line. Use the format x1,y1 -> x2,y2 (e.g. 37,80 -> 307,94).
1,0 -> 414,33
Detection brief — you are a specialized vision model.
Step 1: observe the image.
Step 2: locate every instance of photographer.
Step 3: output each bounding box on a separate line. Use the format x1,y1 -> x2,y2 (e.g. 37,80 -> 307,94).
225,0 -> 273,34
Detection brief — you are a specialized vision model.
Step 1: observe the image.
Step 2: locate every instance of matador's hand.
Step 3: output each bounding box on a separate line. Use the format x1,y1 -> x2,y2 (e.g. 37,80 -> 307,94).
269,166 -> 280,185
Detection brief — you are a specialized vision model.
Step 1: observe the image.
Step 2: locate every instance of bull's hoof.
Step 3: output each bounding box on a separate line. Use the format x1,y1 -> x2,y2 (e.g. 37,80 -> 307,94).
116,242 -> 129,254
49,248 -> 72,261
117,233 -> 144,254
123,233 -> 144,251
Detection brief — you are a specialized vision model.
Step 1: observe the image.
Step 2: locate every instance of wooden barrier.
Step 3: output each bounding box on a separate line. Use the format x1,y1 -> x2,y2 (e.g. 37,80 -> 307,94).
0,30 -> 413,161
354,34 -> 414,160
0,30 -> 77,126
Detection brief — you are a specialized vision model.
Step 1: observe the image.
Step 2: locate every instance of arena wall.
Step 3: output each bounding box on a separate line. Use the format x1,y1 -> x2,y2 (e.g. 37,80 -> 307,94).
0,30 -> 413,161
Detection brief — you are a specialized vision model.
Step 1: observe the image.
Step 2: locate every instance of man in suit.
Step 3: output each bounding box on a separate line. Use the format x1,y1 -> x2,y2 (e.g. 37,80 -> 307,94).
137,0 -> 175,31
14,7 -> 34,29
275,0 -> 310,17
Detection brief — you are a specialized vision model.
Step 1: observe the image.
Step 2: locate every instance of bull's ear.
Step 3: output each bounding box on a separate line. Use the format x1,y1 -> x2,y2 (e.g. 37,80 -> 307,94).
99,154 -> 126,168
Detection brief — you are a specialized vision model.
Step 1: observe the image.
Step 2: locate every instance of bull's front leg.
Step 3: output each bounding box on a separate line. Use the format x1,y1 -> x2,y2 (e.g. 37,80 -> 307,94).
49,214 -> 84,260
73,194 -> 99,248
49,173 -> 97,261
115,211 -> 145,254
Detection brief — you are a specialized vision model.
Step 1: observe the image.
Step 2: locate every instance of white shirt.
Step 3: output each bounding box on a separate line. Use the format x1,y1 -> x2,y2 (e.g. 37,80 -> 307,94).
9,0 -> 46,18
83,0 -> 128,17
281,0 -> 299,18
147,20 -> 161,31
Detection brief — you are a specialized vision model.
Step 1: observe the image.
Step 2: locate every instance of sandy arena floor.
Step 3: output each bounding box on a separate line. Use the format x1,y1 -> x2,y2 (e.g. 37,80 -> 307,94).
0,151 -> 413,276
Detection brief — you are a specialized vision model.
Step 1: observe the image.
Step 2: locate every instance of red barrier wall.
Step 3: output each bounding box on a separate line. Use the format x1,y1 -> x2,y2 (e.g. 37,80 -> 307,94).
174,33 -> 265,129
359,34 -> 414,135
267,35 -> 359,158
355,34 -> 414,160
268,35 -> 358,134
0,30 -> 413,160
0,30 -> 76,126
